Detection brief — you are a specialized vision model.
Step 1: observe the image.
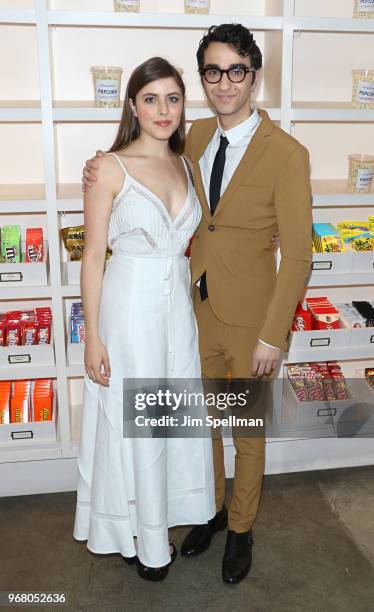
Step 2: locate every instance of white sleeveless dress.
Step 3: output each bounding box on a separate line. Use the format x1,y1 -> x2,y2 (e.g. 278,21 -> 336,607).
73,153 -> 215,568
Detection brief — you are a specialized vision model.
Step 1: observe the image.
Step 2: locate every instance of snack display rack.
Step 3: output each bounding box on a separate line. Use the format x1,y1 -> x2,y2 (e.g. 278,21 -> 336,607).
0,0 -> 374,496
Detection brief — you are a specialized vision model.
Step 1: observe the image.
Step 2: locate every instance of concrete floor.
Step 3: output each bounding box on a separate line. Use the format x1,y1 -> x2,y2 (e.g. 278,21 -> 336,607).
1,466 -> 374,612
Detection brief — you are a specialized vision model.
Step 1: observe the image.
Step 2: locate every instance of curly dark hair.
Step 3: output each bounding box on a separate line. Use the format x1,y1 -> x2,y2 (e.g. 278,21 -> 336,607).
196,24 -> 263,73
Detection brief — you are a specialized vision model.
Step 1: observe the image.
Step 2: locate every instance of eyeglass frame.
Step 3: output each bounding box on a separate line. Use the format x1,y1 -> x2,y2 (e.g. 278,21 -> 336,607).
199,64 -> 257,84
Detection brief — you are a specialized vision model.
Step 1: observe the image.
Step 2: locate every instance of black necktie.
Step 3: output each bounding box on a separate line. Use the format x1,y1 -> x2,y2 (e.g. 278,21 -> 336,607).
200,135 -> 229,301
209,135 -> 229,214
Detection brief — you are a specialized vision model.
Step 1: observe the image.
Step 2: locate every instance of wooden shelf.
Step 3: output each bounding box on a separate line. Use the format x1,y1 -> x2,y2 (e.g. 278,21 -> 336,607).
290,16 -> 374,33
291,102 -> 374,122
309,273 -> 374,287
286,345 -> 374,364
47,11 -> 283,30
312,180 -> 374,206
0,285 -> 52,299
0,365 -> 57,382
0,9 -> 36,25
0,100 -> 42,122
0,184 -> 46,213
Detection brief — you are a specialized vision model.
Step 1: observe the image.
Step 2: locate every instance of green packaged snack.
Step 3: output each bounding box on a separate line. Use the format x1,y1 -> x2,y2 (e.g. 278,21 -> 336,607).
1,225 -> 21,263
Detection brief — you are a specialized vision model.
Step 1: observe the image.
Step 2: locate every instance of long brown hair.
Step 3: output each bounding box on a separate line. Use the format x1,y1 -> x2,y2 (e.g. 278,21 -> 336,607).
108,57 -> 186,155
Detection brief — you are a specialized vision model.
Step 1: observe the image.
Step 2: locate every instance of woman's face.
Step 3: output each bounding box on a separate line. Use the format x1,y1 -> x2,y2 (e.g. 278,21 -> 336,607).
132,77 -> 184,143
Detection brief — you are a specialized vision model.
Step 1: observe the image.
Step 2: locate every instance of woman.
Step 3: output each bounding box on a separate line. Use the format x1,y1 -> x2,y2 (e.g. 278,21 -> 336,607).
73,57 -> 216,581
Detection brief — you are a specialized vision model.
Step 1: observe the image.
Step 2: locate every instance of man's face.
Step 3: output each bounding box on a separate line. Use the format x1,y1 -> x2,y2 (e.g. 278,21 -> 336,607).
200,42 -> 254,124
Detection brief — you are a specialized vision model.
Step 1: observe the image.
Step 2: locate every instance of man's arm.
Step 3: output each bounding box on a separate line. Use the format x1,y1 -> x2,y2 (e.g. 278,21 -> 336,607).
258,144 -> 313,351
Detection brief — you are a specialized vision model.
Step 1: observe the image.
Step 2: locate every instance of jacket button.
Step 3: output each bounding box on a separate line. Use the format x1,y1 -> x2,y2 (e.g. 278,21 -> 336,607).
208,224 -> 215,232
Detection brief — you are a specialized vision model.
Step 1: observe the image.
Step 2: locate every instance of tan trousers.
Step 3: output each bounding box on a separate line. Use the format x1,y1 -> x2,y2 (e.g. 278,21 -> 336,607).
194,288 -> 266,533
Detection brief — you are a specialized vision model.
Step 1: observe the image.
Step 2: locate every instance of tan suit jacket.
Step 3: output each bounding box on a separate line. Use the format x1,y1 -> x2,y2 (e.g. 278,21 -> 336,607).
185,108 -> 313,352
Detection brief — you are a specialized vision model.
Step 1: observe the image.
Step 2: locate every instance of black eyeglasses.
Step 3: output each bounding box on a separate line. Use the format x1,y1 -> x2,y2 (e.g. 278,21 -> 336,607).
200,65 -> 256,84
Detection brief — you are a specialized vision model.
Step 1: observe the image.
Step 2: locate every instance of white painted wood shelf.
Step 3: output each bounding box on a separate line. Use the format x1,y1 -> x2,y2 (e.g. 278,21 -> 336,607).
0,0 -> 373,488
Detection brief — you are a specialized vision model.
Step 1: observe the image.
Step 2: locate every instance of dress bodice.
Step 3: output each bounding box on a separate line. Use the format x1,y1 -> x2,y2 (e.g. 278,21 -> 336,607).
106,153 -> 201,258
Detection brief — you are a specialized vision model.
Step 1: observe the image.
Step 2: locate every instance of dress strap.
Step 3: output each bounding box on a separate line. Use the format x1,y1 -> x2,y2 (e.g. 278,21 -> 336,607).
106,152 -> 127,176
181,156 -> 194,187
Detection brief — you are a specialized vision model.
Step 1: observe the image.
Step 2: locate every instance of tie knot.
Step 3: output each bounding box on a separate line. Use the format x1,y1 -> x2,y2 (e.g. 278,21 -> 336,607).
220,135 -> 229,149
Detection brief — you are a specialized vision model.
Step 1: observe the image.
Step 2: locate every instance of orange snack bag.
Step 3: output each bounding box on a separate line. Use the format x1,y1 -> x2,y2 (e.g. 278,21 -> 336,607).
33,379 -> 53,421
0,381 -> 11,424
10,380 -> 31,423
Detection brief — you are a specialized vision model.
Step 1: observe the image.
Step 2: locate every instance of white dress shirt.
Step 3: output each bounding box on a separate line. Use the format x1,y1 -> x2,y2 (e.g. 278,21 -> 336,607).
199,107 -> 278,351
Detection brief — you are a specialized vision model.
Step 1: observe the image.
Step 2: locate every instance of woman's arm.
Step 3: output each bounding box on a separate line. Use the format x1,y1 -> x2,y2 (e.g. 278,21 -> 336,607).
81,156 -> 118,386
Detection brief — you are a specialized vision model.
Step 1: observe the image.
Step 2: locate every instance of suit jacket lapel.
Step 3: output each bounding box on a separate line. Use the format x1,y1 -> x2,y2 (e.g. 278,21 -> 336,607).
191,117 -> 216,219
212,109 -> 273,217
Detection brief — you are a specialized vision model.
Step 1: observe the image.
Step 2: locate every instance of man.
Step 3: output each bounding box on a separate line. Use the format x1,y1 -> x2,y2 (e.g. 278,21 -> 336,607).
83,24 -> 312,585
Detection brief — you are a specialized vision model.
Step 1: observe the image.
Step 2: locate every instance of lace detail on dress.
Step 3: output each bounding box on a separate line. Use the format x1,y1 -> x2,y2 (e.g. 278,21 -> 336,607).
110,227 -> 157,250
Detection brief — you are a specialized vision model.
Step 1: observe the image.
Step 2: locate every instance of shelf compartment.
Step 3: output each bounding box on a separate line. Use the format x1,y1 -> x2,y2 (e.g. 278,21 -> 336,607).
64,297 -> 84,367
289,326 -> 351,353
0,343 -> 55,370
0,416 -> 56,445
64,260 -> 81,286
0,393 -> 57,446
280,375 -> 355,437
310,251 -> 354,274
0,242 -> 49,287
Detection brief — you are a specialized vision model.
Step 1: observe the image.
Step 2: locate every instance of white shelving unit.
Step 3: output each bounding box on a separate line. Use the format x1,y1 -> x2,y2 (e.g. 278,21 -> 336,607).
0,0 -> 373,496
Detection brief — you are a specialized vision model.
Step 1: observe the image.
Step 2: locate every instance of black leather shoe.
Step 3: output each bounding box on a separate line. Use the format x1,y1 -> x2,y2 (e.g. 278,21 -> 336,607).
222,529 -> 254,585
181,506 -> 228,557
135,543 -> 177,582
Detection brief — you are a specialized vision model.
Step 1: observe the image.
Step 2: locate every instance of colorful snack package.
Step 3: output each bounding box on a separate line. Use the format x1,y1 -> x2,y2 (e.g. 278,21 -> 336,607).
10,380 -> 31,423
25,228 -> 44,263
20,320 -> 38,345
311,306 -> 340,330
6,320 -> 21,346
61,226 -> 85,261
312,223 -> 344,253
0,381 -> 11,424
36,321 -> 51,345
33,379 -> 53,421
292,303 -> 312,331
71,318 -> 85,344
0,315 -> 6,346
1,225 -> 22,263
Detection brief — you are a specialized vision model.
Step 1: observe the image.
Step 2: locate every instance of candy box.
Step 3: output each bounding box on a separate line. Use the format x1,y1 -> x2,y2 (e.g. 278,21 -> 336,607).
312,223 -> 344,253
292,303 -> 312,331
311,306 -> 341,330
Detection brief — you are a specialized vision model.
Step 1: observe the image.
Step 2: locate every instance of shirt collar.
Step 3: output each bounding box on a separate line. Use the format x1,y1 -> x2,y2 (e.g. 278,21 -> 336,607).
217,106 -> 260,145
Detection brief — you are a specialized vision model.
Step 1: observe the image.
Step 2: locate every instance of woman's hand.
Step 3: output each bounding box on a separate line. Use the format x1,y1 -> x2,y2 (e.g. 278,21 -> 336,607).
84,337 -> 111,387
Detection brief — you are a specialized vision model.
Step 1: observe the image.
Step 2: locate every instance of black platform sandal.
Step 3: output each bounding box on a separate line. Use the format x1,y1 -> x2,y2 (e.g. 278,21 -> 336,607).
136,543 -> 177,582
123,555 -> 137,566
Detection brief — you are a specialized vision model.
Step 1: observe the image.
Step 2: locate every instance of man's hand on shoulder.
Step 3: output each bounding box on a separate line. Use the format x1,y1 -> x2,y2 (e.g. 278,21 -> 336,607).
251,341 -> 280,377
82,149 -> 105,192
